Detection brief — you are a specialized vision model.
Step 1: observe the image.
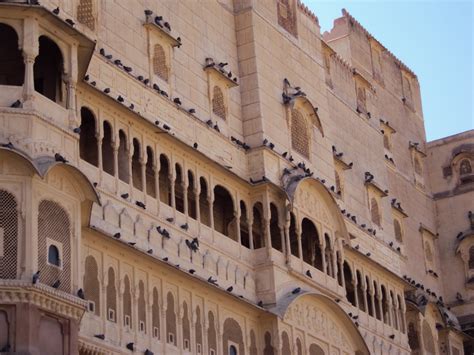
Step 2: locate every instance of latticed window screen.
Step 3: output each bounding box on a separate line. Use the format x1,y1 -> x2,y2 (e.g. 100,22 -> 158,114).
370,198 -> 380,226
394,219 -> 403,242
425,241 -> 433,263
291,109 -> 309,158
152,287 -> 160,339
153,44 -> 169,82
212,86 -> 226,120
106,267 -> 117,322
0,190 -> 18,279
84,255 -> 100,316
277,0 -> 297,36
138,280 -> 146,332
123,275 -> 132,328
77,0 -> 95,30
38,200 -> 71,292
469,247 -> 474,270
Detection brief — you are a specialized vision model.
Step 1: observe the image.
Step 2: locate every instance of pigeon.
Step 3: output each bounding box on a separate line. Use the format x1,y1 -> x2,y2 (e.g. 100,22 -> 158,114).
160,90 -> 168,97
291,287 -> 301,294
154,120 -> 160,126
54,153 -> 68,163
32,271 -> 40,284
218,62 -> 228,68
128,242 -> 136,246
10,100 -> 22,108
121,193 -> 129,199
226,286 -> 233,292
65,19 -> 75,26
113,232 -> 121,239
166,217 -> 174,223
180,223 -> 189,230
129,104 -> 134,110
389,334 -> 395,339
144,350 -> 154,355
52,280 -> 61,289
137,75 -> 144,81
77,288 -> 85,299
366,252 -> 371,257
117,95 -> 124,103
164,22 -> 171,31
257,301 -> 263,307
173,97 -> 182,105
163,257 -> 169,262
189,269 -> 196,274
143,79 -> 150,85
53,7 -> 60,15
1,142 -> 14,149
114,59 -> 122,66
99,48 -> 106,56
124,66 -> 132,73
193,142 -> 198,149
126,342 -> 135,351
91,81 -> 96,86
135,201 -> 146,209
305,270 -> 312,278
73,127 -> 81,134
153,83 -> 160,91
147,249 -> 153,254
94,334 -> 105,340
206,119 -> 213,126
207,276 -> 217,285
103,88 -> 110,93
192,237 -> 199,247
163,124 -> 171,130
189,108 -> 196,114
354,245 -> 359,250
335,298 -> 340,303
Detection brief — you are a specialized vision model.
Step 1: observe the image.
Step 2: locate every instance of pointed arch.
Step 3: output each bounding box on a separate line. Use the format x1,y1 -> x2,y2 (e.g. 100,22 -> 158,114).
175,163 -> 185,213
270,203 -> 282,252
102,120 -> 114,175
118,130 -> 129,183
146,146 -> 156,197
132,138 -> 143,190
166,292 -> 177,345
208,311 -> 217,354
34,36 -> 64,105
152,287 -> 160,339
79,107 -> 98,166
0,23 -> 24,86
138,280 -> 146,332
159,154 -> 171,205
252,202 -> 264,249
83,255 -> 100,316
106,267 -> 117,322
182,301 -> 190,350
123,275 -> 132,328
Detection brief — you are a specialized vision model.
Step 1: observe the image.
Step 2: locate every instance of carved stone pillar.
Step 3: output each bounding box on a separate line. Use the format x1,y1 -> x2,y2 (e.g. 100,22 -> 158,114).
170,173 -> 176,209
235,209 -> 241,245
354,278 -> 359,308
182,180 -> 188,216
296,217 -> 303,260
21,17 -> 38,109
284,208 -> 291,265
194,187 -> 200,222
140,157 -> 146,194
208,193 -> 214,231
248,215 -> 254,250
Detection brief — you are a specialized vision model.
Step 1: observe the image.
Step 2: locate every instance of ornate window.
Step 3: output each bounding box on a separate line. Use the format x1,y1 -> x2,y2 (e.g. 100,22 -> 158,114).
106,267 -> 117,322
394,218 -> 403,242
277,0 -> 297,36
77,0 -> 95,31
0,190 -> 18,279
166,292 -> 176,345
469,246 -> 474,270
123,275 -> 132,328
356,85 -> 367,114
291,109 -> 310,158
460,159 -> 472,175
79,107 -> 98,166
38,200 -> 71,292
152,287 -> 160,339
47,245 -> 60,266
212,86 -> 226,120
138,280 -> 146,333
370,197 -> 381,226
153,44 -> 169,82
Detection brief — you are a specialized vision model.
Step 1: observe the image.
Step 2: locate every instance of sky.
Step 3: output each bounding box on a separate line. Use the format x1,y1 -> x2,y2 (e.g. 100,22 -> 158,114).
306,0 -> 473,141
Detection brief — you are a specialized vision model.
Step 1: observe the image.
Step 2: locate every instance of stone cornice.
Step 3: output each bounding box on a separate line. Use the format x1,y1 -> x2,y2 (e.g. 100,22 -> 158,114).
0,280 -> 87,321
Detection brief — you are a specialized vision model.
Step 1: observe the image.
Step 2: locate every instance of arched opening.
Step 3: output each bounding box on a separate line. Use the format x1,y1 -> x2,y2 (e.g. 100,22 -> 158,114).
187,171 -> 196,219
324,233 -> 334,277
34,36 -> 64,105
281,331 -> 291,354
102,121 -> 114,176
174,164 -> 185,213
38,200 -> 71,293
138,281 -> 146,332
263,331 -> 274,355
106,267 -> 116,322
182,302 -> 190,350
366,276 -> 374,317
146,146 -> 156,197
79,107 -> 98,166
195,306 -> 203,353
289,212 -> 299,257
0,190 -> 18,279
159,154 -> 171,205
83,255 -> 100,316
335,252 -> 343,286
208,311 -> 217,355
152,288 -> 160,339
48,245 -> 60,266
222,318 -> 244,355
343,261 -> 356,306
132,138 -> 143,190
301,218 -> 323,270
166,292 -> 177,345
381,285 -> 389,325
252,202 -> 265,249
240,201 -> 250,248
118,130 -> 129,183
356,270 -> 366,312
309,344 -> 325,355
270,203 -> 282,252
199,177 -> 211,226
0,24 -> 24,86
249,330 -> 257,355
123,275 -> 132,329
296,338 -> 303,355
373,281 -> 382,320
394,219 -> 403,242
213,185 -> 235,238
460,159 -> 472,175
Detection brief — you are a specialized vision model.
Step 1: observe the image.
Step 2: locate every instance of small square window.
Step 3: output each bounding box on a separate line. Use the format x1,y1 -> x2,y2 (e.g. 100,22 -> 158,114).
108,308 -> 115,321
124,315 -> 131,328
168,333 -> 174,344
184,339 -> 189,350
197,343 -> 202,354
139,320 -> 145,332
153,326 -> 159,338
88,301 -> 95,312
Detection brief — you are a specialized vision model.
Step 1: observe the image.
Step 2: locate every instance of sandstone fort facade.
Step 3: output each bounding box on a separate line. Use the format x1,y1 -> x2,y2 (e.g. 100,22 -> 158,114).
0,0 -> 473,354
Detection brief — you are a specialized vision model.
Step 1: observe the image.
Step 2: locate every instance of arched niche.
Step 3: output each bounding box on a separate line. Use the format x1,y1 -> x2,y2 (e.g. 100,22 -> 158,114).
287,96 -> 324,137
272,292 -> 369,354
285,177 -> 349,244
